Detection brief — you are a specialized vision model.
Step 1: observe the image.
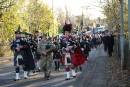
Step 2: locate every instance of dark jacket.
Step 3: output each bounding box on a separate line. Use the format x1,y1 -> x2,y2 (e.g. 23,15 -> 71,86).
106,34 -> 114,52
102,36 -> 107,45
80,40 -> 91,55
91,37 -> 97,44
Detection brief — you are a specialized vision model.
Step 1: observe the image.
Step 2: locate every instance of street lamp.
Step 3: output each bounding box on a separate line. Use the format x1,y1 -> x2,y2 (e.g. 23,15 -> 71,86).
128,0 -> 130,50
119,0 -> 125,70
52,0 -> 54,33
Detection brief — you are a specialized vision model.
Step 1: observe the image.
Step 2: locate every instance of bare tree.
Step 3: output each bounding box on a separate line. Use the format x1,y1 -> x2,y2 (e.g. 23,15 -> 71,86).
64,4 -> 72,23
56,7 -> 66,28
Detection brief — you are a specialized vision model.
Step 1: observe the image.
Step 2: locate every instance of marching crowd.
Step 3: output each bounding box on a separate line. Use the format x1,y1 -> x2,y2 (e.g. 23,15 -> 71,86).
10,24 -> 114,81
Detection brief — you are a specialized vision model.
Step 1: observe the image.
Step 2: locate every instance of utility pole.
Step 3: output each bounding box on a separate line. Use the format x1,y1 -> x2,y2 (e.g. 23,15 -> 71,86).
128,0 -> 130,50
52,0 -> 54,36
119,0 -> 125,70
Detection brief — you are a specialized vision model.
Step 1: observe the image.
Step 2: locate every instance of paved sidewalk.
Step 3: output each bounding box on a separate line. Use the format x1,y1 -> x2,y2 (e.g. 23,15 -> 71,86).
77,45 -> 109,87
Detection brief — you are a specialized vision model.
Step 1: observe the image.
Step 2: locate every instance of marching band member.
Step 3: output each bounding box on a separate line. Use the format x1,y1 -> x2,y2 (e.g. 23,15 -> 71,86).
80,35 -> 91,59
11,29 -> 35,81
37,33 -> 56,80
24,33 -> 36,74
60,24 -> 87,80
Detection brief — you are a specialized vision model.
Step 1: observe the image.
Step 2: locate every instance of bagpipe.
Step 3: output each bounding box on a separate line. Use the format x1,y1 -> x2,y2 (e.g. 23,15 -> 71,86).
44,42 -> 51,50
60,36 -> 76,52
60,36 -> 76,65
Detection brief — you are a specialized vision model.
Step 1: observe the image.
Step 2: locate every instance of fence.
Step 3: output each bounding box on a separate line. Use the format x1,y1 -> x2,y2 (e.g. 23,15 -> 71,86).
114,37 -> 130,70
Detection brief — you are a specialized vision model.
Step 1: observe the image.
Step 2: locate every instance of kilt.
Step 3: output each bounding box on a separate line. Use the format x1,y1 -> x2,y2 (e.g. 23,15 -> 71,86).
14,52 -> 25,66
14,56 -> 17,66
74,46 -> 87,67
62,53 -> 76,65
14,55 -> 23,66
14,50 -> 35,70
60,57 -> 63,64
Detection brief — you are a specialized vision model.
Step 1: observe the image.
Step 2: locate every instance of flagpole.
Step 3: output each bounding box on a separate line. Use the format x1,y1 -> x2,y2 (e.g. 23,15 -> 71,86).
80,11 -> 83,31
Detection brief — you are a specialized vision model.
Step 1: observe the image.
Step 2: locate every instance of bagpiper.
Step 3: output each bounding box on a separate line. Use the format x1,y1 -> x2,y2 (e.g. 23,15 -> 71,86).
10,25 -> 35,81
24,32 -> 36,74
60,24 -> 87,80
37,33 -> 56,80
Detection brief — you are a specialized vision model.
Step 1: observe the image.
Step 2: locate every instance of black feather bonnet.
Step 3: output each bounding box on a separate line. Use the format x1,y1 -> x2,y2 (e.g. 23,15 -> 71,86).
63,24 -> 72,33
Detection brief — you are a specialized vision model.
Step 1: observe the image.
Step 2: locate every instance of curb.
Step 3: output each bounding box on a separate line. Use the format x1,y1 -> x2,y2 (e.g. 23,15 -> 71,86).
0,56 -> 13,64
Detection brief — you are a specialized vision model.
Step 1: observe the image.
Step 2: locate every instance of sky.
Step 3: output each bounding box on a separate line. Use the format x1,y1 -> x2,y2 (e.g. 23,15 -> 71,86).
42,0 -> 104,19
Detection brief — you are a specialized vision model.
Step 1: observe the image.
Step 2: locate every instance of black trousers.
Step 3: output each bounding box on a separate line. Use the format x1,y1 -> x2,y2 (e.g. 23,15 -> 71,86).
104,44 -> 107,52
108,46 -> 113,57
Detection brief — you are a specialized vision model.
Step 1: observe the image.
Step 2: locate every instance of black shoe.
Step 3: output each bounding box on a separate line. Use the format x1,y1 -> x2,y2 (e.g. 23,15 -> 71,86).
65,78 -> 70,80
58,68 -> 60,70
75,68 -> 78,73
73,76 -> 76,78
14,79 -> 20,81
79,66 -> 82,71
109,55 -> 112,57
44,73 -> 47,78
47,76 -> 50,80
24,77 -> 27,79
35,69 -> 40,72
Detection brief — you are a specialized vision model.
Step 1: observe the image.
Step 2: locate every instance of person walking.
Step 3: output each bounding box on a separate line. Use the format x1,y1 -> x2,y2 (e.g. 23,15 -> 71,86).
37,33 -> 55,80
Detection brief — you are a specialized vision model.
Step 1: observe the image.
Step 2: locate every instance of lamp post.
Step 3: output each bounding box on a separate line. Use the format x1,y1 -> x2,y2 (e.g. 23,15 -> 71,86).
128,0 -> 130,50
119,0 -> 125,70
52,0 -> 54,34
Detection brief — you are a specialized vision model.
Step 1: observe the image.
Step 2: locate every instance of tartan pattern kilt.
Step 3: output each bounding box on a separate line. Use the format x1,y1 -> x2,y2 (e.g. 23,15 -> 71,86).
14,55 -> 20,66
14,52 -> 24,66
62,53 -> 76,65
60,57 -> 63,64
14,50 -> 35,70
74,46 -> 88,67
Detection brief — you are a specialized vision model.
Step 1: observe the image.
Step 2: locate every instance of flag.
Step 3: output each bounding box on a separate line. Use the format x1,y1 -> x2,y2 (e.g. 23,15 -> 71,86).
80,11 -> 84,26
92,28 -> 94,34
80,18 -> 83,26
